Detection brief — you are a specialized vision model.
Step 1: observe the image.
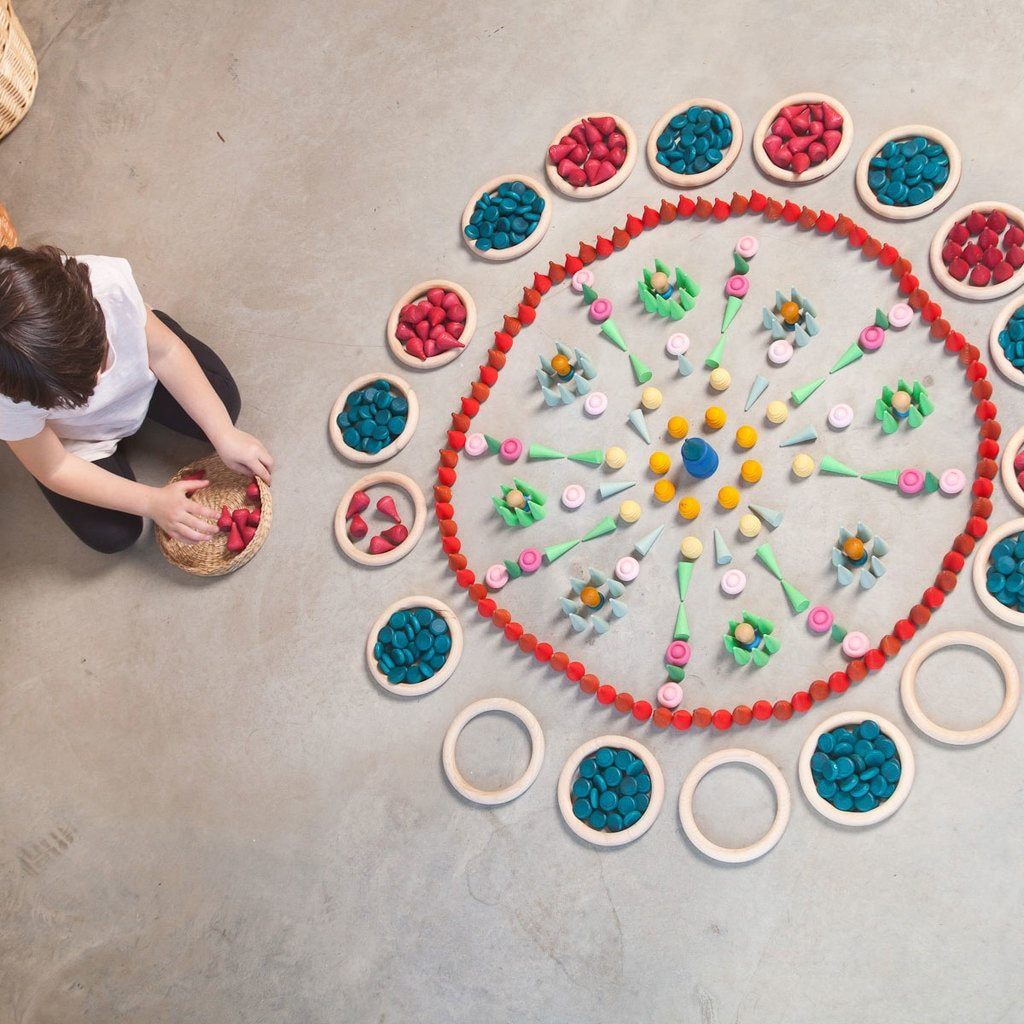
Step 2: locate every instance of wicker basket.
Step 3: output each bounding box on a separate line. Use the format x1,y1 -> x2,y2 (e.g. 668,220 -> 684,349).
0,202 -> 15,247
156,454 -> 272,576
0,1 -> 37,141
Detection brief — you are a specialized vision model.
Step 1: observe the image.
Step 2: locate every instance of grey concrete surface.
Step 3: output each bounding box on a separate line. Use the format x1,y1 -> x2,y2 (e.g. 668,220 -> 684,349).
1,2 -> 1023,1022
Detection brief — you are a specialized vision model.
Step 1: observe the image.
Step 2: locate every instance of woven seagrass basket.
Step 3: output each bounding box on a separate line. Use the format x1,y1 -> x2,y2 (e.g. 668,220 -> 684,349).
0,1 -> 37,141
0,201 -> 16,247
156,454 -> 272,576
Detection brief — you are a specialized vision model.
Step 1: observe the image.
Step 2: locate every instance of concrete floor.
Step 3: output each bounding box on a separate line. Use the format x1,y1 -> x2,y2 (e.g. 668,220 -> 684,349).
2,1 -> 1023,1021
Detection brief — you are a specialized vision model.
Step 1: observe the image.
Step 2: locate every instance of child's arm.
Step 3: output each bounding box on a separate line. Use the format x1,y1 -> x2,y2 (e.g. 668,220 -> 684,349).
8,426 -> 219,543
145,311 -> 274,483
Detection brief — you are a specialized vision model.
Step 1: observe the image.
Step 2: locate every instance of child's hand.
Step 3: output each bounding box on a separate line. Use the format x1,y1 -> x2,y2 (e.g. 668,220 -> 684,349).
148,479 -> 220,543
215,427 -> 274,484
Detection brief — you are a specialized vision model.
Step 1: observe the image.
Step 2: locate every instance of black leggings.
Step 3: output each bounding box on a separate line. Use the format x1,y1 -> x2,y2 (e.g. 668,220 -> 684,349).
37,311 -> 241,553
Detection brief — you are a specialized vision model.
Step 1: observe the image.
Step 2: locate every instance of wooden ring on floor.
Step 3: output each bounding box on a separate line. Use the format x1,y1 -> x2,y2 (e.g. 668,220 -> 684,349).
854,124 -> 961,222
678,748 -> 790,864
798,712 -> 915,827
460,174 -> 552,262
334,471 -> 425,567
442,698 -> 544,805
990,298 -> 1024,390
366,596 -> 463,697
752,92 -> 853,185
646,98 -> 742,190
971,517 -> 1024,627
544,112 -> 637,200
385,279 -> 476,371
899,631 -> 1019,745
1000,425 -> 1024,509
929,201 -> 1024,302
329,372 -> 419,464
557,735 -> 663,847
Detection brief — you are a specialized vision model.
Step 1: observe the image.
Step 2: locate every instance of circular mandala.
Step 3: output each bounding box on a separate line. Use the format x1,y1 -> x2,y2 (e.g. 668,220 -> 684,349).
434,190 -> 999,734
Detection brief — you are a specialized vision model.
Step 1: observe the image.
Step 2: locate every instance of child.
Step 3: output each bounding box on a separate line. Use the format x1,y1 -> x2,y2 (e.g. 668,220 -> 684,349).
0,246 -> 273,553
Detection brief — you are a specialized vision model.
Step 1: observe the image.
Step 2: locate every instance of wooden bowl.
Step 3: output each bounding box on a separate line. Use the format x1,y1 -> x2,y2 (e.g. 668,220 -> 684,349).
385,279 -> 476,371
929,201 -> 1024,302
366,595 -> 463,697
752,92 -> 853,185
646,98 -> 742,189
460,174 -> 551,262
156,454 -> 271,576
544,112 -> 638,200
334,470 -> 426,567
329,372 -> 419,464
988,294 -> 1024,388
854,124 -> 961,222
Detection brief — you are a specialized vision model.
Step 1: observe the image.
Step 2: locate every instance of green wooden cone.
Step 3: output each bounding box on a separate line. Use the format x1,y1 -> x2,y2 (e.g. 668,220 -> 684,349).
790,377 -> 825,406
581,516 -> 617,541
629,353 -> 653,385
600,318 -> 628,351
544,538 -> 580,563
673,602 -> 690,640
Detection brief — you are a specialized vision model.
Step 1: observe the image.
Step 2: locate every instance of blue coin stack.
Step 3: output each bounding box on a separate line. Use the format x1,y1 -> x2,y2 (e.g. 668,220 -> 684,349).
810,719 -> 901,813
373,607 -> 451,685
463,180 -> 545,252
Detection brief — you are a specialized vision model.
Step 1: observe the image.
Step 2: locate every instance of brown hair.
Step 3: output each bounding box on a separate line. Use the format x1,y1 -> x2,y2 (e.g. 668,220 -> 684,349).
0,245 -> 108,409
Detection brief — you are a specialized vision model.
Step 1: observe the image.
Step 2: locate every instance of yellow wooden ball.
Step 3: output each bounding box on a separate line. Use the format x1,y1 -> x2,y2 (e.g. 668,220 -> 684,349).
792,453 -> 815,478
704,406 -> 727,430
605,446 -> 628,469
550,353 -> 571,376
765,400 -> 788,425
679,535 -> 703,560
653,479 -> 676,503
780,299 -> 801,325
717,486 -> 740,510
740,459 -> 763,484
641,386 -> 663,411
738,513 -> 762,538
649,451 -> 671,475
667,416 -> 689,439
505,488 -> 525,509
709,367 -> 731,392
619,499 -> 642,524
735,425 -> 757,449
677,496 -> 701,520
580,586 -> 602,608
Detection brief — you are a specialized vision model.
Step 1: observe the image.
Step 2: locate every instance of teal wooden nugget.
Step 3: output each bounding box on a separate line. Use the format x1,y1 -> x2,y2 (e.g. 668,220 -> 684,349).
571,746 -> 652,832
373,606 -> 451,685
809,719 -> 901,812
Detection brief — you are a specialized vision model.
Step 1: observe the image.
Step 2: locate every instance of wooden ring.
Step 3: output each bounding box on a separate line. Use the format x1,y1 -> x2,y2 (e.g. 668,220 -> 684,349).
1001,425 -> 1024,511
798,712 -> 915,827
900,631 -> 1020,746
544,112 -> 638,200
366,596 -> 463,698
557,735 -> 663,847
929,201 -> 1024,302
971,517 -> 1024,627
646,98 -> 742,189
334,471 -> 426,567
988,294 -> 1024,389
385,279 -> 476,371
678,748 -> 790,864
329,372 -> 419,464
460,174 -> 552,262
854,124 -> 961,222
752,92 -> 854,185
442,698 -> 544,805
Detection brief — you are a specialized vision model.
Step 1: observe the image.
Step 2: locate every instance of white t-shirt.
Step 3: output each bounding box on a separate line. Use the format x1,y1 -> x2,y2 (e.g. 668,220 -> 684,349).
0,255 -> 157,461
